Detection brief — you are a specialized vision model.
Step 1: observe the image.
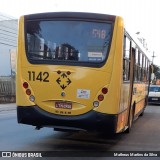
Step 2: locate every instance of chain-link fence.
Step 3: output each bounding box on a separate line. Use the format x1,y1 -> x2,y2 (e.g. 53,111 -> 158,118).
0,77 -> 15,103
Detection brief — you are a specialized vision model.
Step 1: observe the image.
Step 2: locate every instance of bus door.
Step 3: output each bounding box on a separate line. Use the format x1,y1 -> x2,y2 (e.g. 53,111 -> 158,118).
120,35 -> 135,132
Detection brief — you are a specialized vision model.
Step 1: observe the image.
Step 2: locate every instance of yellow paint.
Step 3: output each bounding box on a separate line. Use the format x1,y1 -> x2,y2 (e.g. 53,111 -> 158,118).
17,16 -> 124,115
116,110 -> 128,133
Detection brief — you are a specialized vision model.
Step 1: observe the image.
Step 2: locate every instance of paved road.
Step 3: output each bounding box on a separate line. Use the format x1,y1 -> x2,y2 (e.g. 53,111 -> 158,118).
0,103 -> 160,159
0,103 -> 16,112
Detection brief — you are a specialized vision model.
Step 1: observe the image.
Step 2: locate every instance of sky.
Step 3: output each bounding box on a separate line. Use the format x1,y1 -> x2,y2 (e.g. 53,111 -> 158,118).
0,0 -> 160,65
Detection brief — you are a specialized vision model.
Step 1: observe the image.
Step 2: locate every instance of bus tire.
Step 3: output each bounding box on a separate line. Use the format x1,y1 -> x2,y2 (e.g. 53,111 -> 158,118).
139,109 -> 144,116
125,106 -> 134,133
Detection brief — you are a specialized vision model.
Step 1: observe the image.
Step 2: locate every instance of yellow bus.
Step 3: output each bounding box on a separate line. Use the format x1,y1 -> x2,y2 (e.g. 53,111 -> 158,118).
16,12 -> 150,133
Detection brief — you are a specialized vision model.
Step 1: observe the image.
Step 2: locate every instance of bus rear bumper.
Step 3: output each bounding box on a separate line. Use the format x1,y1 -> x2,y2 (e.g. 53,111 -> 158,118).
17,106 -> 117,133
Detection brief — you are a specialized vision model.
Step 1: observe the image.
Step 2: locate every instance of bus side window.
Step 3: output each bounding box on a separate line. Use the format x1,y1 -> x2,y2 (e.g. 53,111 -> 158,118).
146,60 -> 150,81
143,56 -> 147,82
137,50 -> 141,81
140,54 -> 144,81
134,47 -> 139,81
123,36 -> 131,81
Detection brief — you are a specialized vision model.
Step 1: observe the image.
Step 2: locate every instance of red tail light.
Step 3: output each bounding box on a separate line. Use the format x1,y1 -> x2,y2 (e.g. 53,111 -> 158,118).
102,87 -> 108,94
23,82 -> 28,89
26,89 -> 31,95
98,94 -> 104,101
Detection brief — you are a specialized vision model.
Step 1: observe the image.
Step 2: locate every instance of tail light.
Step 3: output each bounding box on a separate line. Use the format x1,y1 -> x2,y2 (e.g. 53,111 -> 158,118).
96,87 -> 108,102
23,82 -> 28,89
98,94 -> 104,101
23,82 -> 35,102
102,87 -> 108,94
26,89 -> 31,95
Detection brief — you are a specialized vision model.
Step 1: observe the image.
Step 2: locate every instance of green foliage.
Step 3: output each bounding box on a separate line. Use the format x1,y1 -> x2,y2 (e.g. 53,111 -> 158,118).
153,64 -> 160,79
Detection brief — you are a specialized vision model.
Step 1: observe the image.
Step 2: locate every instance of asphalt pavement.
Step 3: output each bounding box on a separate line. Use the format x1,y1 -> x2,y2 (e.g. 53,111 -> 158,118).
0,103 -> 16,112
1,104 -> 160,160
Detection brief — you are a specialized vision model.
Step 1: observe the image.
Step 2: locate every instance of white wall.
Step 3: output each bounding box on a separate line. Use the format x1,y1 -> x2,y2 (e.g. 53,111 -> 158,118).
0,14 -> 18,76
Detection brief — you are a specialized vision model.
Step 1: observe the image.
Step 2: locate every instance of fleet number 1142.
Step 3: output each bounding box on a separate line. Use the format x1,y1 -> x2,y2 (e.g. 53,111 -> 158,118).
28,71 -> 49,82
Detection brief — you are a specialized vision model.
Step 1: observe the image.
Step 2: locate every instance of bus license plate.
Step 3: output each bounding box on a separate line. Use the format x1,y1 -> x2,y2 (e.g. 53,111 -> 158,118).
55,102 -> 72,109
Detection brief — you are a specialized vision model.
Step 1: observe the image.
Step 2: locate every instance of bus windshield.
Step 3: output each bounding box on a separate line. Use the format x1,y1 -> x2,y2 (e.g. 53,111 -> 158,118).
26,20 -> 113,66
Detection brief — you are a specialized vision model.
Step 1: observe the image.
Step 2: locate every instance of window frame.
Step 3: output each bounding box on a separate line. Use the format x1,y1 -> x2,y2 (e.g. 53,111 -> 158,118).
24,15 -> 115,68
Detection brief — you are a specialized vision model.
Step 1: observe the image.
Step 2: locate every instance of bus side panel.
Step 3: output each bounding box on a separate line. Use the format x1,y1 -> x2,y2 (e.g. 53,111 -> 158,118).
110,17 -> 129,133
94,16 -> 127,133
16,16 -> 34,107
94,16 -> 124,117
118,83 -> 130,132
132,83 -> 148,117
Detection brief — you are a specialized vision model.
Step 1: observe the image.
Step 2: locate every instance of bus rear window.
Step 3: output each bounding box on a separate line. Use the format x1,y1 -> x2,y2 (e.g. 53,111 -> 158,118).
26,20 -> 112,66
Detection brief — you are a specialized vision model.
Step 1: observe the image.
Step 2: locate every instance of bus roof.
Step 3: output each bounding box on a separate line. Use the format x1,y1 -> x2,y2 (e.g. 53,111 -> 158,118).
24,12 -> 116,22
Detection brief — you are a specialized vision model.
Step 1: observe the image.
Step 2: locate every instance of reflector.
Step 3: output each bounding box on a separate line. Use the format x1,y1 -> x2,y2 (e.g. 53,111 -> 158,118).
67,71 -> 71,75
29,95 -> 35,102
57,70 -> 61,74
93,101 -> 99,107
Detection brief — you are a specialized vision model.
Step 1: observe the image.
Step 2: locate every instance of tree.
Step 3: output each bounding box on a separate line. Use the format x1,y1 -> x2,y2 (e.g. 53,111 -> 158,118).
153,64 -> 160,79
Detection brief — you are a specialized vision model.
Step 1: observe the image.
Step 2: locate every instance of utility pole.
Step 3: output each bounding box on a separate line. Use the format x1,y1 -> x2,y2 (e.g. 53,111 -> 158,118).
151,51 -> 156,84
152,51 -> 156,64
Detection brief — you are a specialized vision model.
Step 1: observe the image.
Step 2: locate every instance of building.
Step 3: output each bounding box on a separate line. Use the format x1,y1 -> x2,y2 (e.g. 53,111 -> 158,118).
0,12 -> 18,76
